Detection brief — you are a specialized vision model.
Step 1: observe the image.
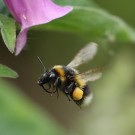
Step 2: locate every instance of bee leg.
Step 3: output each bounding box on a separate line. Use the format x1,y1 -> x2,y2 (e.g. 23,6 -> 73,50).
55,78 -> 60,98
65,94 -> 71,101
54,77 -> 61,87
50,77 -> 61,97
56,87 -> 59,99
65,82 -> 74,94
50,84 -> 57,96
41,84 -> 52,93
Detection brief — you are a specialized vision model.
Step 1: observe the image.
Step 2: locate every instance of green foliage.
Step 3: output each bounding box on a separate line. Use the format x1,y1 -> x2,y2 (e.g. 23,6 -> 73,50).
0,0 -> 135,55
40,0 -> 135,43
0,79 -> 66,135
0,14 -> 16,53
0,0 -> 9,15
0,64 -> 18,78
76,48 -> 135,135
53,0 -> 97,7
0,1 -> 135,134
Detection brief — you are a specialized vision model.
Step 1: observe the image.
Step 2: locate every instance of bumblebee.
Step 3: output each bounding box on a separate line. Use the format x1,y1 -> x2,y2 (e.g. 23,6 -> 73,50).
37,43 -> 102,107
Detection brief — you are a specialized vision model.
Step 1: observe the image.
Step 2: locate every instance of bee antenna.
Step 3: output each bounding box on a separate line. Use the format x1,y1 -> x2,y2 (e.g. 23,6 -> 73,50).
37,56 -> 46,72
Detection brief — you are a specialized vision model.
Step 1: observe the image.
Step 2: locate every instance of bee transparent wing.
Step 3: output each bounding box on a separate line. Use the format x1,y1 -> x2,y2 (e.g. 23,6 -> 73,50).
79,68 -> 102,82
67,42 -> 97,68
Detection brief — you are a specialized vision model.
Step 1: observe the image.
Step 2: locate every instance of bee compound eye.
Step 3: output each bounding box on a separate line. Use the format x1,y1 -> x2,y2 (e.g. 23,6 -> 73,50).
49,73 -> 55,78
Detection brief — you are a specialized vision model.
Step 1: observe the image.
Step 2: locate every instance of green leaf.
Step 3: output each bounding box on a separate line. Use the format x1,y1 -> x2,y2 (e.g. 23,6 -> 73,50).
53,0 -> 97,7
38,3 -> 135,43
0,0 -> 9,15
0,79 -> 67,135
0,64 -> 18,78
0,14 -> 16,53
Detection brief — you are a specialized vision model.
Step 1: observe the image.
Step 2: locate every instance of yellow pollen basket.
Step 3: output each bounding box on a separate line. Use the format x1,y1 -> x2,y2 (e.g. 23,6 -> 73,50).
72,87 -> 83,100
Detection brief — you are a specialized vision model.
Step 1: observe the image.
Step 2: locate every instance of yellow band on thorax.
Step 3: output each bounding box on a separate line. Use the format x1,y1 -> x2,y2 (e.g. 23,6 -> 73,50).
53,65 -> 66,82
53,65 -> 65,76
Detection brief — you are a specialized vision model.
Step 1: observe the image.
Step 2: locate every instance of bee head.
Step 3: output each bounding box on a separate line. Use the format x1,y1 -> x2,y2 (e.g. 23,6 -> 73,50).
37,71 -> 50,86
37,70 -> 57,86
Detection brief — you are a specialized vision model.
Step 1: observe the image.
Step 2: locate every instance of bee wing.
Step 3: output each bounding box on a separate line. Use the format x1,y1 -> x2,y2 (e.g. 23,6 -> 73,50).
79,68 -> 102,82
67,42 -> 97,68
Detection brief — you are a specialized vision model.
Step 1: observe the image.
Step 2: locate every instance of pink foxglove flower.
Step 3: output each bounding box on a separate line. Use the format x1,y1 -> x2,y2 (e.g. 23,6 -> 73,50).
3,0 -> 73,55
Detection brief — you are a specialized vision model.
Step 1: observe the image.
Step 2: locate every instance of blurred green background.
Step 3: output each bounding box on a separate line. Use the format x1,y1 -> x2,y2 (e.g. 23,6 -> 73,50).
0,0 -> 135,135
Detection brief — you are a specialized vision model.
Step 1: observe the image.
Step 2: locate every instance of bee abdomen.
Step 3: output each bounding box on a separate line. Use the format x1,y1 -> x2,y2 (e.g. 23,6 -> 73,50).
82,85 -> 93,106
82,85 -> 90,96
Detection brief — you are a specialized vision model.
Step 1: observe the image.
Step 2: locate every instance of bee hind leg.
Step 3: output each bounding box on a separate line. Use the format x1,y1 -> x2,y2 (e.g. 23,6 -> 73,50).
64,82 -> 75,102
65,94 -> 71,101
55,87 -> 59,99
65,82 -> 74,94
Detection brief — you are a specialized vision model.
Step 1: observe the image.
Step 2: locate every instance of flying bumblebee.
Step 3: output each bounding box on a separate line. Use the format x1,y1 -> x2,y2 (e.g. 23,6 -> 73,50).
37,43 -> 102,107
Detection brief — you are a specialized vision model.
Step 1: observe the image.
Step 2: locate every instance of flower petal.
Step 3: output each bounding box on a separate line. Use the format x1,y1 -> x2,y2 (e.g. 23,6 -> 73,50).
15,28 -> 28,55
4,0 -> 73,55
